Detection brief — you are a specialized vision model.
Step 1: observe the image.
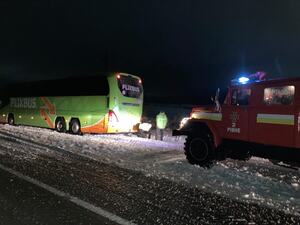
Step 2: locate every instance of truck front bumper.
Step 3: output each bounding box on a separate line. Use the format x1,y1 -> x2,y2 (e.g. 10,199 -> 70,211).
172,129 -> 189,136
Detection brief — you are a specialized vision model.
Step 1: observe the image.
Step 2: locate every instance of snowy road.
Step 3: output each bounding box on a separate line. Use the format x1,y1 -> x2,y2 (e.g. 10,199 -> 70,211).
0,124 -> 299,224
0,168 -> 115,225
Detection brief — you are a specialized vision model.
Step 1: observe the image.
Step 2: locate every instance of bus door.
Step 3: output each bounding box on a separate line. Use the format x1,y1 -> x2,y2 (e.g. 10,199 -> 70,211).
222,87 -> 251,141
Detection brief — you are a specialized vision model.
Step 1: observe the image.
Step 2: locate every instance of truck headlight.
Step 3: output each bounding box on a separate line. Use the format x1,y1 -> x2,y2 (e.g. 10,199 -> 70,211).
180,117 -> 190,128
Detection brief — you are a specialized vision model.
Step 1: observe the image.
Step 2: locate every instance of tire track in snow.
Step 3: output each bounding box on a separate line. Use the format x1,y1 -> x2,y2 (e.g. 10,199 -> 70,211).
0,131 -> 195,224
0,163 -> 137,225
0,125 -> 300,216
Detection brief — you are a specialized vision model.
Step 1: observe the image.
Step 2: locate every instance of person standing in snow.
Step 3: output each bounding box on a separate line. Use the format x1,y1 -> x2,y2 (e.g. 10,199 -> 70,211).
156,111 -> 168,141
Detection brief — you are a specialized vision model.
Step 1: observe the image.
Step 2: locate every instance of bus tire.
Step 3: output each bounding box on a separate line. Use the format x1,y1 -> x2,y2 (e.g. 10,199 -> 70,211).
8,114 -> 15,126
70,119 -> 81,135
55,117 -> 66,133
184,134 -> 215,168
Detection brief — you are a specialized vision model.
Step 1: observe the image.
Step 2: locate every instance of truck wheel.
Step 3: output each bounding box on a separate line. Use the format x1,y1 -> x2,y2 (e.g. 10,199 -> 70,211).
55,117 -> 66,133
184,135 -> 215,168
70,119 -> 81,135
8,114 -> 15,126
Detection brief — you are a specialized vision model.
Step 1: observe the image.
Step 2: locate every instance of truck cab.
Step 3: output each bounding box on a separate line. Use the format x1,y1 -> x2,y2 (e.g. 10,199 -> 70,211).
173,72 -> 300,167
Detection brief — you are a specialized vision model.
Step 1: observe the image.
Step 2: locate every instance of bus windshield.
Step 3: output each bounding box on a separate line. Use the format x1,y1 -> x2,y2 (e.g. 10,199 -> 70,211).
118,75 -> 143,98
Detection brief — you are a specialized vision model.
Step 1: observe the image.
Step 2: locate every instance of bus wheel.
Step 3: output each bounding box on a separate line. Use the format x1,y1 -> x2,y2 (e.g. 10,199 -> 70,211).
55,117 -> 66,133
8,114 -> 15,126
70,119 -> 81,135
184,134 -> 215,168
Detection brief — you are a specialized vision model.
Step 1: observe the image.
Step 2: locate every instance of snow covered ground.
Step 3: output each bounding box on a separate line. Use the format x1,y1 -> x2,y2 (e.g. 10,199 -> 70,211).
0,124 -> 299,216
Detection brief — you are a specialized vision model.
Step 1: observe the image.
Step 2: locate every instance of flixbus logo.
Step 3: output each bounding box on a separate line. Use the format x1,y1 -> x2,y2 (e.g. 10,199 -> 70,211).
10,98 -> 37,109
122,84 -> 140,93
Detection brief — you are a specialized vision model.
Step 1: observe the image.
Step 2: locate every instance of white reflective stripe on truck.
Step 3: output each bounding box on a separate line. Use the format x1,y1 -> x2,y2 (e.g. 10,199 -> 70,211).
257,114 -> 294,125
191,112 -> 222,121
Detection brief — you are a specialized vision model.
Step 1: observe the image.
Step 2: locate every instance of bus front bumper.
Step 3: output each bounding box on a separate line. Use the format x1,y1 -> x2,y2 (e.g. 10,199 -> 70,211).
138,122 -> 152,132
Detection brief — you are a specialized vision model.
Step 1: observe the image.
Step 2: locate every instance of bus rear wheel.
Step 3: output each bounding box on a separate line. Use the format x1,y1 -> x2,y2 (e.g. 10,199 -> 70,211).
8,114 -> 15,126
55,117 -> 66,133
70,119 -> 81,135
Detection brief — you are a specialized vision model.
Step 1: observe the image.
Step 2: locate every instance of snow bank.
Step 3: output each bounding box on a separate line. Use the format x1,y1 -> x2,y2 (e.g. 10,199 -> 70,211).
0,124 -> 299,215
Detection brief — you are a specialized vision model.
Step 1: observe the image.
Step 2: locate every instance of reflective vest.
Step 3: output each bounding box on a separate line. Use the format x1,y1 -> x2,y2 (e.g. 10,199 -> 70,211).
156,112 -> 168,129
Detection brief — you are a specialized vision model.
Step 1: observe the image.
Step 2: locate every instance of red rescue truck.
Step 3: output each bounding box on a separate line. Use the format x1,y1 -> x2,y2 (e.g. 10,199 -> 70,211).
173,72 -> 300,167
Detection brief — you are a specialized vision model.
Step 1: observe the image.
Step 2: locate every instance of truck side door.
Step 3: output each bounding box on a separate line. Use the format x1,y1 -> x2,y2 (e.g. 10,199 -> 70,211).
221,87 -> 251,141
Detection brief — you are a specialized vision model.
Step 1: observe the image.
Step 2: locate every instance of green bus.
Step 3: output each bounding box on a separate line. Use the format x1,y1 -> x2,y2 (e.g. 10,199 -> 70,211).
0,73 -> 144,134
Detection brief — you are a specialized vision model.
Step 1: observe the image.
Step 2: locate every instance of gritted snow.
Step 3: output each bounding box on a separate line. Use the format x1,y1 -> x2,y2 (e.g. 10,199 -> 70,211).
0,124 -> 299,216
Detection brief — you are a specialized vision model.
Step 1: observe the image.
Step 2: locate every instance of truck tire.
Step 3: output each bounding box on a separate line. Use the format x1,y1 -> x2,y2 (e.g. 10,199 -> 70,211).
184,134 -> 215,168
55,117 -> 66,133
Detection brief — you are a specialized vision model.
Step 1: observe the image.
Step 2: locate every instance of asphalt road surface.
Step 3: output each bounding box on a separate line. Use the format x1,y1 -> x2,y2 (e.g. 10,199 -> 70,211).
0,168 -> 115,225
0,126 -> 299,224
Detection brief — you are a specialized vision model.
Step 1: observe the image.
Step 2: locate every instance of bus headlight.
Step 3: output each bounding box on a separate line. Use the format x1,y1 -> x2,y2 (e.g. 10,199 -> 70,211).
139,123 -> 152,132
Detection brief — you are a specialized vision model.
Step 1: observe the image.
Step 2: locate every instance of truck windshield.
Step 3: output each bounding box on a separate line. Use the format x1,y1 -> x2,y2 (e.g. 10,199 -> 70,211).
231,89 -> 251,106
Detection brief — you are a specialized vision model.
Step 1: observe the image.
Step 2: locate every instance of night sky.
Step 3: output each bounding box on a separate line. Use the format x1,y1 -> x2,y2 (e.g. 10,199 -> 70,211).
1,0 -> 300,104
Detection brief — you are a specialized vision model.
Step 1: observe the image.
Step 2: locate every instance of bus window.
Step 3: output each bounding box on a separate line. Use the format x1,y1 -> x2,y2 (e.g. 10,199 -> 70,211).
117,75 -> 143,98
